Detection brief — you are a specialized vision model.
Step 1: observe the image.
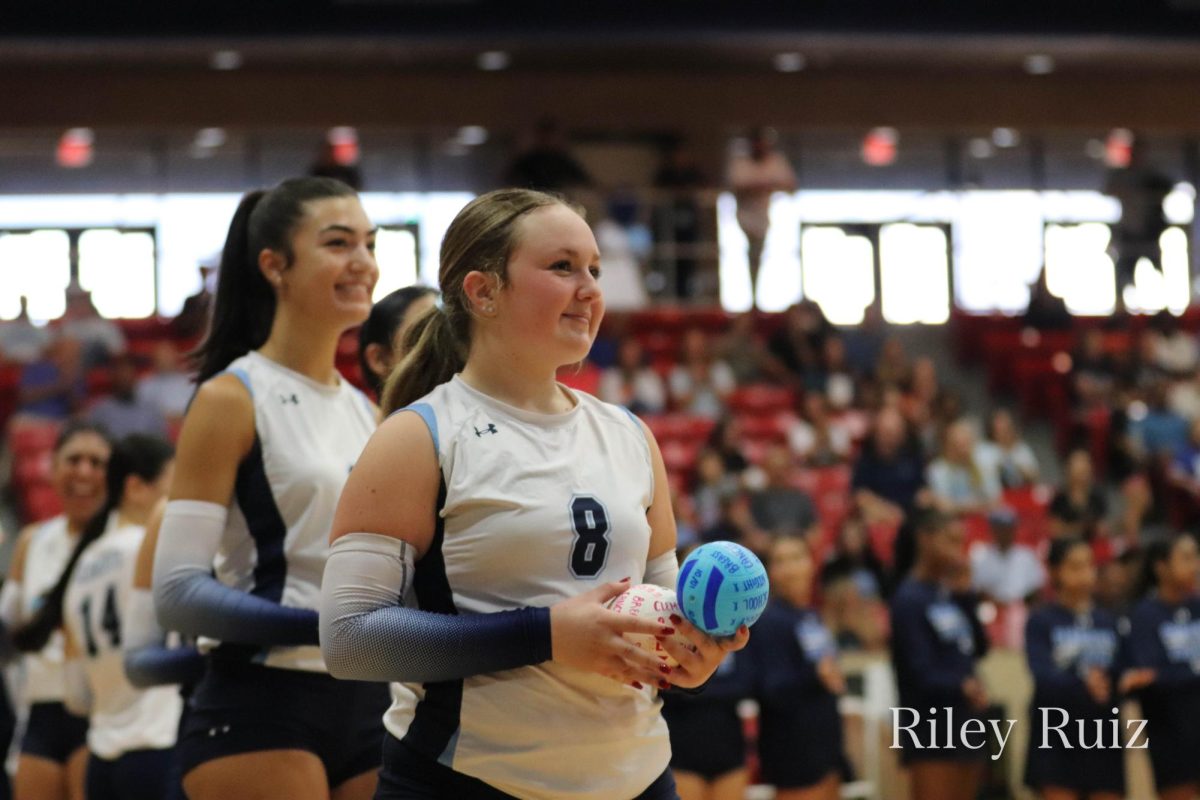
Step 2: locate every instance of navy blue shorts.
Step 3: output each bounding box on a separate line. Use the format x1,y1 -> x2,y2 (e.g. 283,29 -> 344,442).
1024,740 -> 1124,795
758,701 -> 846,788
177,658 -> 389,788
21,702 -> 88,764
376,734 -> 680,800
86,749 -> 173,800
663,702 -> 745,780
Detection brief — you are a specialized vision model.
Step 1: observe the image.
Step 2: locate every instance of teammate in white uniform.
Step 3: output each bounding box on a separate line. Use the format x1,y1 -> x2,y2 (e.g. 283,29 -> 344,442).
58,434 -> 177,800
4,421 -> 112,800
151,176 -> 388,800
321,188 -> 749,800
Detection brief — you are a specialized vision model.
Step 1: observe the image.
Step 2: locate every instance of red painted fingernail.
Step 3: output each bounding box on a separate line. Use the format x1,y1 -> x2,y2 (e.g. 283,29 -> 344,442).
669,614 -> 683,625
659,663 -> 672,674
620,577 -> 631,583
658,679 -> 671,690
631,681 -> 643,690
660,627 -> 675,635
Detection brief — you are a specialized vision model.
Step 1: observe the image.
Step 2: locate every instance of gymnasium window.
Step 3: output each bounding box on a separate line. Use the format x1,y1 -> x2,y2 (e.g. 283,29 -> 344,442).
78,228 -> 157,318
372,224 -> 420,301
0,229 -> 72,322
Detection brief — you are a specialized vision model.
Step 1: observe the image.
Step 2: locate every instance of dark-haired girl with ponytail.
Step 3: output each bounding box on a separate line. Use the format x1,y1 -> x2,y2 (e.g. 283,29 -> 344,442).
1122,532 -> 1200,800
357,285 -> 438,399
2,420 -> 112,800
55,434 -> 177,800
1023,537 -> 1124,800
150,177 -> 388,800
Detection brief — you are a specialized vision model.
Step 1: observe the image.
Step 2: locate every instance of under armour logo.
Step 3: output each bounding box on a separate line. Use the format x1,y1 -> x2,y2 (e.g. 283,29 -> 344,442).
474,423 -> 499,437
280,394 -> 299,405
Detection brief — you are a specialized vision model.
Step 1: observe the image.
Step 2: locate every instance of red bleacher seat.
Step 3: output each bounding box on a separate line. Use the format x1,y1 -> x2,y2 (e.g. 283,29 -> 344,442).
727,384 -> 796,415
660,439 -> 702,473
8,419 -> 61,456
12,451 -> 53,490
21,483 -> 62,523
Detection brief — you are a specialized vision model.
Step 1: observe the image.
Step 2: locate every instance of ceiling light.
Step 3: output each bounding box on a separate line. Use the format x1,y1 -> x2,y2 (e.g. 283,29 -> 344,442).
1023,54 -> 1055,75
477,51 -> 510,71
968,138 -> 994,159
193,128 -> 226,149
210,50 -> 243,71
456,126 -> 489,146
772,52 -> 806,73
991,127 -> 1020,148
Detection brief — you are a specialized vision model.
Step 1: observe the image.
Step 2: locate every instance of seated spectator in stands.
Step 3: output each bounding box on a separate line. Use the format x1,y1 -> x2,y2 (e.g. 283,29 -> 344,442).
748,445 -> 820,539
1116,330 -> 1168,392
692,449 -> 740,531
926,419 -> 1002,516
503,117 -> 592,193
598,336 -> 665,416
788,392 -> 851,468
1168,367 -> 1200,422
1150,309 -> 1199,378
820,334 -> 858,410
87,353 -> 168,440
707,415 -> 752,477
702,492 -> 770,555
0,296 -> 51,364
873,336 -> 911,392
821,514 -> 889,601
853,406 -> 927,525
170,264 -> 215,340
16,335 -> 84,421
135,341 -> 194,425
1070,329 -> 1117,405
976,407 -> 1040,489
1112,473 -> 1164,554
715,312 -> 764,384
764,301 -> 831,391
1129,380 -> 1189,467
671,489 -> 700,550
968,507 -> 1044,604
1022,266 -> 1072,330
1049,449 -> 1110,543
58,285 -> 125,367
669,328 -> 735,419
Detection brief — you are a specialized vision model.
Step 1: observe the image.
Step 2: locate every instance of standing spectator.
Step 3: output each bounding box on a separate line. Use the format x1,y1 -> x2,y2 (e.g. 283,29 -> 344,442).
1022,266 -> 1073,331
748,445 -> 820,539
59,287 -> 125,368
669,328 -> 735,419
727,127 -> 796,305
1049,449 -> 1110,545
171,265 -> 216,340
598,337 -> 666,416
88,354 -> 168,440
503,117 -> 592,193
852,407 -> 927,525
968,507 -> 1045,604
652,138 -> 706,301
976,408 -> 1040,489
1103,138 -> 1174,311
0,296 -> 51,364
136,341 -> 195,426
765,301 -> 832,391
926,419 -> 1001,516
16,335 -> 85,421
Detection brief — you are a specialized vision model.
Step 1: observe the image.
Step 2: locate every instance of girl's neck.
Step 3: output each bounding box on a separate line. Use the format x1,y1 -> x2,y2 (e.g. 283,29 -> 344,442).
912,561 -> 943,585
1059,592 -> 1092,613
1159,584 -> 1192,605
258,309 -> 344,386
117,503 -> 153,529
461,341 -> 573,415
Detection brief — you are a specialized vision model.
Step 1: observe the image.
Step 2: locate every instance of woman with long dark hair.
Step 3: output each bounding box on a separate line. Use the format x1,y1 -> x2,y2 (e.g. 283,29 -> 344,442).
356,285 -> 438,399
151,176 -> 388,800
4,420 -> 113,800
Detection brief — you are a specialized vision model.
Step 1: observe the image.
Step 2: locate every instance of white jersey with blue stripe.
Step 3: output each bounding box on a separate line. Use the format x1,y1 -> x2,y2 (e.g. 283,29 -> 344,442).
62,512 -> 182,758
20,515 -> 74,703
207,350 -> 376,672
384,375 -> 670,800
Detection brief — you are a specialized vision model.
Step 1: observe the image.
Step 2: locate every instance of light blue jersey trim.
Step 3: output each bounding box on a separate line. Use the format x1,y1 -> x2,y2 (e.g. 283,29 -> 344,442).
618,405 -> 655,504
437,729 -> 461,768
224,367 -> 254,399
394,402 -> 440,454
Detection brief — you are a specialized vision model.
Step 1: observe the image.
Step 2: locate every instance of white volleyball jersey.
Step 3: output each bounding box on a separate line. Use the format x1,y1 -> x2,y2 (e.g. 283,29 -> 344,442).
21,515 -> 74,703
63,513 -> 181,759
384,375 -> 670,800
208,351 -> 376,671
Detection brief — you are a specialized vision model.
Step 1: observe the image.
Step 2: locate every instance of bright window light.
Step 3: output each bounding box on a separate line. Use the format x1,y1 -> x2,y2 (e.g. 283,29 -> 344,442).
879,224 -> 950,324
373,228 -> 419,301
1124,227 -> 1191,315
717,192 -> 754,312
1164,183 -> 1196,226
800,227 -> 875,325
954,192 -> 1043,314
78,229 -> 157,318
1044,224 -> 1116,315
757,193 -> 803,312
0,230 -> 71,322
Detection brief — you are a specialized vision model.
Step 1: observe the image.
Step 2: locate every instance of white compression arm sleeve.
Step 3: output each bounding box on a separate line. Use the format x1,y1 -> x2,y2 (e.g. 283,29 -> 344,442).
644,550 -> 680,591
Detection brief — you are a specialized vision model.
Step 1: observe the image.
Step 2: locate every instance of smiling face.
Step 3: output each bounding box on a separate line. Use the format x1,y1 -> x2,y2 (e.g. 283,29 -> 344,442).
52,430 -> 111,527
487,204 -> 604,368
269,195 -> 379,331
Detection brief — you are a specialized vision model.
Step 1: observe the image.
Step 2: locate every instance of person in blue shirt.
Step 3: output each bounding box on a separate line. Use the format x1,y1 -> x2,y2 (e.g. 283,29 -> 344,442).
889,508 -> 989,800
1123,531 -> 1200,800
749,535 -> 846,800
1023,537 -> 1124,800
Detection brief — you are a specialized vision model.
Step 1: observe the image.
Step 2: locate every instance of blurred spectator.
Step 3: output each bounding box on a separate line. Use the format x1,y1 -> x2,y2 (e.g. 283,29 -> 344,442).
873,336 -> 911,392
748,445 -> 819,539
764,301 -> 833,391
171,264 -> 215,340
692,449 -> 740,532
821,514 -> 889,601
1150,311 -> 1198,378
597,337 -> 666,415
1022,267 -> 1072,331
702,492 -> 770,554
1103,138 -> 1174,309
1117,330 -> 1168,392
308,139 -> 363,190
1128,380 -> 1189,466
726,127 -> 796,305
651,138 -> 706,300
820,335 -> 858,410
592,208 -> 649,311
1094,548 -> 1139,615
976,407 -> 1039,489
852,407 -> 927,525
16,335 -> 84,420
0,296 -> 51,365
1168,367 -> 1200,422
669,329 -> 735,419
1113,473 -> 1164,554
671,489 -> 700,550
926,419 -> 1002,515
715,312 -> 764,384
1070,329 -> 1117,405
968,507 -> 1044,604
503,118 -> 592,193
707,416 -> 752,476
135,341 -> 194,425
787,393 -> 851,467
87,353 -> 168,440
58,286 -> 125,367
1048,449 -> 1109,543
